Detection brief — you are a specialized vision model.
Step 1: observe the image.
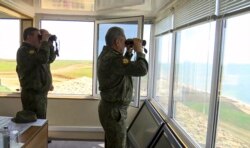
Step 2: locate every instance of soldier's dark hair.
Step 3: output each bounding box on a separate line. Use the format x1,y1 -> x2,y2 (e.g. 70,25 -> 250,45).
23,27 -> 39,41
105,27 -> 125,46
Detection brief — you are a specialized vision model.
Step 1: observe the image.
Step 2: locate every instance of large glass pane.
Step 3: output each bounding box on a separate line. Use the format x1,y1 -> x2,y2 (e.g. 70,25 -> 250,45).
0,19 -> 20,93
154,33 -> 172,113
173,22 -> 215,146
216,13 -> 250,148
41,20 -> 94,95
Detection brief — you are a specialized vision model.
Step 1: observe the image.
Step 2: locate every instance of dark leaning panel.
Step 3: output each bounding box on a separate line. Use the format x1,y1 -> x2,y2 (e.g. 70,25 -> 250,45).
149,123 -> 185,148
127,100 -> 185,148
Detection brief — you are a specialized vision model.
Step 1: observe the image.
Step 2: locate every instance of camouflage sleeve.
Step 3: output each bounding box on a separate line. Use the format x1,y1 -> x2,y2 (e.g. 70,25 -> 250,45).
18,42 -> 49,65
16,42 -> 49,77
124,51 -> 133,60
48,44 -> 56,63
112,52 -> 148,76
36,41 -> 50,64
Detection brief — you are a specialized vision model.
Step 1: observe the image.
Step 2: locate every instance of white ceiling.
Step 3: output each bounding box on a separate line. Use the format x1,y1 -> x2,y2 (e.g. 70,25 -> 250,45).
0,0 -> 175,18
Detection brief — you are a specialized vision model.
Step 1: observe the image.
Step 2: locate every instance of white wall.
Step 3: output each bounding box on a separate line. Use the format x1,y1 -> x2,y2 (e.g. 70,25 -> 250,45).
0,97 -> 140,140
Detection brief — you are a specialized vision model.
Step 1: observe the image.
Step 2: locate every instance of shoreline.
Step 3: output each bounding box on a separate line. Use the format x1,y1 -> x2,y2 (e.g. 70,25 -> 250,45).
179,84 -> 250,115
221,96 -> 250,114
1,76 -> 250,115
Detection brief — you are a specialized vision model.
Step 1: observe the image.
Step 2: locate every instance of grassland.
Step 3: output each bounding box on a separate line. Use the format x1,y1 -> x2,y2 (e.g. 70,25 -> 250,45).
51,60 -> 92,78
0,59 -> 92,93
0,85 -> 11,92
0,60 -> 16,71
183,96 -> 250,146
0,59 -> 92,78
185,100 -> 250,131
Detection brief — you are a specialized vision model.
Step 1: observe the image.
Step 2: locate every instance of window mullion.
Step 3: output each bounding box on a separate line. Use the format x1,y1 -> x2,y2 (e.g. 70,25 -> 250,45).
205,19 -> 224,148
168,32 -> 176,118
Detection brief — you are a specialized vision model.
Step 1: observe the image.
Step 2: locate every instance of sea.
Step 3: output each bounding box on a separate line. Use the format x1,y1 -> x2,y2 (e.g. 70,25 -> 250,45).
159,63 -> 250,104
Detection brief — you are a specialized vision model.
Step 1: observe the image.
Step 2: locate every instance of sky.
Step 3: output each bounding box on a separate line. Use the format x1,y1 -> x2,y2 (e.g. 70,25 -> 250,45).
0,19 -> 20,60
0,20 -> 94,60
0,13 -> 249,63
176,13 -> 250,64
41,20 -> 94,60
223,13 -> 250,64
0,19 -> 151,61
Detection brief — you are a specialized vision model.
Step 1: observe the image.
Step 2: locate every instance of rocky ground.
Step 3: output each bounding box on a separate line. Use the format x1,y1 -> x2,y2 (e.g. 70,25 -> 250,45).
51,77 -> 92,95
175,102 -> 250,147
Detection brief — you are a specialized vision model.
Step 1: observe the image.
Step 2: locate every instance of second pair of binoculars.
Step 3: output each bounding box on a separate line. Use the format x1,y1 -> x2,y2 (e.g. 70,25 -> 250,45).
125,38 -> 147,53
125,39 -> 146,46
38,34 -> 57,42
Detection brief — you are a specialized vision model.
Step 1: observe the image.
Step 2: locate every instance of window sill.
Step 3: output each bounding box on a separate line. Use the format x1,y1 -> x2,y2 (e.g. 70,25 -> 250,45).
0,92 -> 100,100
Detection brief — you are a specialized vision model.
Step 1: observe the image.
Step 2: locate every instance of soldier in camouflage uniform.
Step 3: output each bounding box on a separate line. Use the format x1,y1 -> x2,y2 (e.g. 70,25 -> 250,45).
16,27 -> 56,119
40,29 -> 57,91
97,27 -> 148,148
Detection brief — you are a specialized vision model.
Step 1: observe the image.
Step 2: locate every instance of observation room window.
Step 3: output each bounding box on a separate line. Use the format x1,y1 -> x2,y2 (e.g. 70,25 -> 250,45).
41,20 -> 94,96
215,13 -> 250,148
173,22 -> 215,146
154,33 -> 172,114
0,19 -> 20,93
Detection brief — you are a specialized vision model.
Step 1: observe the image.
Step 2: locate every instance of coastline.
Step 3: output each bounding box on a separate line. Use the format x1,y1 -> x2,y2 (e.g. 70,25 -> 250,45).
221,96 -> 250,115
179,83 -> 250,115
1,74 -> 250,115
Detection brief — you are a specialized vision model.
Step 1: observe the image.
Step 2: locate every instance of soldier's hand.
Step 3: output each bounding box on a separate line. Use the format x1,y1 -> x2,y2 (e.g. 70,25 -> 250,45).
133,38 -> 143,53
49,84 -> 54,91
41,30 -> 50,42
126,44 -> 133,53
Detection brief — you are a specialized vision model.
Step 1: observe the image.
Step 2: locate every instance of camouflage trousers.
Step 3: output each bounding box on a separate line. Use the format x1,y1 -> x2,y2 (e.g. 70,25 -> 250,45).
98,100 -> 128,148
21,89 -> 48,119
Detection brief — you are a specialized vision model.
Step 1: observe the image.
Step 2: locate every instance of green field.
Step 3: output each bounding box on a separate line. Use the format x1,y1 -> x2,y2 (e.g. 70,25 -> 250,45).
0,59 -> 93,78
0,60 -> 17,71
0,85 -> 11,92
184,100 -> 250,132
51,60 -> 93,78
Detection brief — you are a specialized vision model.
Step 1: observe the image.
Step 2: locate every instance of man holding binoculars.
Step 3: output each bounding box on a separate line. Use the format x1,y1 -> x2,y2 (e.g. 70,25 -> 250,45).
97,26 -> 148,148
16,27 -> 56,119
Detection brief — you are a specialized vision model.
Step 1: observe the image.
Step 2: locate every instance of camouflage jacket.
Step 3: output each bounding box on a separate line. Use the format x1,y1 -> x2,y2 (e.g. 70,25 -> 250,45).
97,46 -> 148,106
16,42 -> 56,92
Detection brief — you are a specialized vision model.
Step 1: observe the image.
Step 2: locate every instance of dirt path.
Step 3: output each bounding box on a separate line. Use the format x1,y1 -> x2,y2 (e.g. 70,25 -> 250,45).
52,63 -> 91,73
52,63 -> 91,79
0,63 -> 91,89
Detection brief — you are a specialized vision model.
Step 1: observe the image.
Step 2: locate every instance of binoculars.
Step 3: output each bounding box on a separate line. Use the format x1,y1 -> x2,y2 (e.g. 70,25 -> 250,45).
125,39 -> 146,46
38,34 -> 57,42
125,39 -> 147,53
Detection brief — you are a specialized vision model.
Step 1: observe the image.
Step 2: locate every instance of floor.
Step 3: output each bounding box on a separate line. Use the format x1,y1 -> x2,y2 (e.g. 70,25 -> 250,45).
48,140 -> 105,148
